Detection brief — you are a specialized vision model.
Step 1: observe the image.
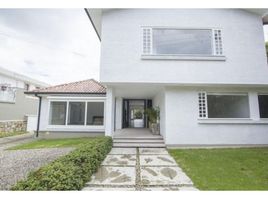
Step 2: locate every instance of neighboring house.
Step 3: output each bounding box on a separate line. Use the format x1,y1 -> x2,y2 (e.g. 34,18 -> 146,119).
84,8 -> 268,147
26,79 -> 106,138
0,66 -> 49,132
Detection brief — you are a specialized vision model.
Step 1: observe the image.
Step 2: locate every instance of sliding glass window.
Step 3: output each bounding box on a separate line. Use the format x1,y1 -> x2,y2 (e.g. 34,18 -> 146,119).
86,102 -> 104,125
49,102 -> 67,125
49,101 -> 104,126
68,102 -> 85,125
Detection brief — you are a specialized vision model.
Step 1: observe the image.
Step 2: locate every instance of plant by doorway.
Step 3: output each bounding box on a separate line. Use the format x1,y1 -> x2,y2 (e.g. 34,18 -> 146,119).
145,106 -> 160,134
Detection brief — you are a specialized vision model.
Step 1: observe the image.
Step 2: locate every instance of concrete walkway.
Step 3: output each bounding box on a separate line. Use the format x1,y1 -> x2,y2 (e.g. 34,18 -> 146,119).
83,148 -> 198,191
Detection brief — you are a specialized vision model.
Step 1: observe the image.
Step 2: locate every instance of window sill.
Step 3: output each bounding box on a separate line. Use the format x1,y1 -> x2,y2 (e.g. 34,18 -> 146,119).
47,125 -> 105,131
0,101 -> 15,104
141,54 -> 226,61
198,118 -> 268,124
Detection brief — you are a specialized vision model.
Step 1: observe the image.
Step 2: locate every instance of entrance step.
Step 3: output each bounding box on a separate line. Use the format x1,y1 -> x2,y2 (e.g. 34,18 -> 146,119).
113,136 -> 165,148
113,143 -> 166,148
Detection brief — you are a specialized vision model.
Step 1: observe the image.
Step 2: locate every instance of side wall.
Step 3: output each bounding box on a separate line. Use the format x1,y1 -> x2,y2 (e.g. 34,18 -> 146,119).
165,87 -> 268,146
0,89 -> 38,120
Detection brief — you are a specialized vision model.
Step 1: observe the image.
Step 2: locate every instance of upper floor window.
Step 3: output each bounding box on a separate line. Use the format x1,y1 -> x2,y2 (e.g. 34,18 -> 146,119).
142,27 -> 224,59
0,84 -> 16,103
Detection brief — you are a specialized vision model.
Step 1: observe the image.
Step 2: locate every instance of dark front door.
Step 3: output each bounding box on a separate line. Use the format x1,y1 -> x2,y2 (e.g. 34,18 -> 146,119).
122,99 -> 152,128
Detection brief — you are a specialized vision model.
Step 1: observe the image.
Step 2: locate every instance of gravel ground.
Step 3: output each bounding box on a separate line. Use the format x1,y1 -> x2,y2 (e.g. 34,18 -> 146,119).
0,140 -> 74,190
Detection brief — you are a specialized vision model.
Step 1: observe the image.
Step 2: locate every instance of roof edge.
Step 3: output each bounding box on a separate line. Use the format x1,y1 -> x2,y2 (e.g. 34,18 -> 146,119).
84,8 -> 101,41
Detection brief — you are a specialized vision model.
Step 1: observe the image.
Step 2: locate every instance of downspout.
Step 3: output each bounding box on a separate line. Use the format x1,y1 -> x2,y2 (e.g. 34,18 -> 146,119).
35,94 -> 42,138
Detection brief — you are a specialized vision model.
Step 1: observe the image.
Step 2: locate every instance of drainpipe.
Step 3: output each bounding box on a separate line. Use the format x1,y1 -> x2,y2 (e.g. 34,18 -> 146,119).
35,94 -> 42,138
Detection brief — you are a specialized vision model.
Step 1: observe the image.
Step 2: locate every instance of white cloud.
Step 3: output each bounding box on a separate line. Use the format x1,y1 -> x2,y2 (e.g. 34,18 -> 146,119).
0,9 -> 100,85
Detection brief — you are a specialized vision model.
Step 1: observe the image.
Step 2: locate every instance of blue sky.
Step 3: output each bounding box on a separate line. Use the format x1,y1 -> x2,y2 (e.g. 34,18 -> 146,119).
0,9 -> 267,85
0,9 -> 100,85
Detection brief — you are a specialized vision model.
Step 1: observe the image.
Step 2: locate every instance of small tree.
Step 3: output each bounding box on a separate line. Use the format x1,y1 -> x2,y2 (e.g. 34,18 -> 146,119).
145,106 -> 160,123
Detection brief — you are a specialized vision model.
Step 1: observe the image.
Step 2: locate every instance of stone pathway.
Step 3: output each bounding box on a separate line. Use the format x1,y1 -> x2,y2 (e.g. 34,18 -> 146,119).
83,148 -> 198,191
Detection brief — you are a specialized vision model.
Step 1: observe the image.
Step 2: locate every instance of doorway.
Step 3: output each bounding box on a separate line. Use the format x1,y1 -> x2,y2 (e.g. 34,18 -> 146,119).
122,99 -> 152,128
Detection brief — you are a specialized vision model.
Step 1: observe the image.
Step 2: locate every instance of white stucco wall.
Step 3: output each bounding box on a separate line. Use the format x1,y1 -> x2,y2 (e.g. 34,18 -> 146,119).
164,87 -> 268,146
100,9 -> 268,85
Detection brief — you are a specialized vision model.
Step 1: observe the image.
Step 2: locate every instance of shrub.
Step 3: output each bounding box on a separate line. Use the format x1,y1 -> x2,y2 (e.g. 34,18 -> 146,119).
12,136 -> 113,191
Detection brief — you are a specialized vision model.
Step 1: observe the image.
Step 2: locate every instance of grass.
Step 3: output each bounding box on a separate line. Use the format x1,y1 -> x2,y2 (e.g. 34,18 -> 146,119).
169,148 -> 268,190
0,131 -> 26,138
9,137 -> 97,150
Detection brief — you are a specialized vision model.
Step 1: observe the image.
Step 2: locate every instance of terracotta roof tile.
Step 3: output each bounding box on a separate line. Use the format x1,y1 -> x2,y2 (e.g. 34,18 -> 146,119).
28,79 -> 106,94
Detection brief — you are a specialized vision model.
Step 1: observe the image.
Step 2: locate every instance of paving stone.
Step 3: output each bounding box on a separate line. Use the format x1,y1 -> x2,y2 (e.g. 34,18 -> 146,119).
140,155 -> 177,166
109,148 -> 136,155
140,166 -> 193,186
88,166 -> 136,186
139,148 -> 169,155
82,187 -> 135,191
102,155 -> 136,166
83,147 -> 195,191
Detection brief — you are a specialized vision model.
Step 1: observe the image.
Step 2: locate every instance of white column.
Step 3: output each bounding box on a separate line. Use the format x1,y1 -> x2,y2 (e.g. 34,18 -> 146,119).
105,87 -> 115,136
115,97 -> 123,130
248,92 -> 260,121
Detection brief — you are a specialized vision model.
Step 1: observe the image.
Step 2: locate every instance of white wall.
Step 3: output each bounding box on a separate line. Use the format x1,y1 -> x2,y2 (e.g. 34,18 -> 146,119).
164,86 -> 268,146
100,9 -> 268,85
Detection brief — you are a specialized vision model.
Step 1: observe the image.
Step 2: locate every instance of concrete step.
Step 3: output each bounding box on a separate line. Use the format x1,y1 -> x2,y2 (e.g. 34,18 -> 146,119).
113,136 -> 163,140
113,143 -> 166,148
113,139 -> 164,143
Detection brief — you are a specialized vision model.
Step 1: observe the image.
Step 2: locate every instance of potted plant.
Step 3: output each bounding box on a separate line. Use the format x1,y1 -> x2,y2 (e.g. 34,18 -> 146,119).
133,109 -> 144,128
145,106 -> 160,135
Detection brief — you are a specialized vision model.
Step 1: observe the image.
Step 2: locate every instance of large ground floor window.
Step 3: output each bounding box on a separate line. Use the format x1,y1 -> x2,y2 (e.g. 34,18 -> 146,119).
49,100 -> 104,126
199,92 -> 250,119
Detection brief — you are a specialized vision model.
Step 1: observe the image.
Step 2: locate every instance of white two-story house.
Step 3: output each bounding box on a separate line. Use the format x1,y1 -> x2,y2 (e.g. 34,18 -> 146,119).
86,8 -> 268,147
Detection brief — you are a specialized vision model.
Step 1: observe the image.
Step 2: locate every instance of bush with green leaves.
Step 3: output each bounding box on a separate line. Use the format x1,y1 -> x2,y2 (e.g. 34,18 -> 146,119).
11,136 -> 112,191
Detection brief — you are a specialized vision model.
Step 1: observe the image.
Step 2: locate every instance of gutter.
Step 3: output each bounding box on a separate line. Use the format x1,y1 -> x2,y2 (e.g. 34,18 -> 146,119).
35,94 -> 42,138
84,8 -> 101,41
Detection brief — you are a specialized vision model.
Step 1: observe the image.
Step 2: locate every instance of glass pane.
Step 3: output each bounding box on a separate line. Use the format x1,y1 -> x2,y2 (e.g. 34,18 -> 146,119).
258,95 -> 268,118
49,102 -> 66,125
87,102 -> 104,125
68,102 -> 85,125
153,29 -> 212,55
207,95 -> 249,118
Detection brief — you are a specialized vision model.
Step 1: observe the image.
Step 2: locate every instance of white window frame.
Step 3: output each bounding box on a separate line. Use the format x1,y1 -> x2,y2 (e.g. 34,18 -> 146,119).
47,98 -> 105,130
198,92 -> 251,120
141,26 -> 225,61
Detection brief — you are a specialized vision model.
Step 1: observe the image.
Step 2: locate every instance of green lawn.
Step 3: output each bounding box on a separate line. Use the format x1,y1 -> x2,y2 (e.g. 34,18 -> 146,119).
169,148 -> 268,190
9,137 -> 96,150
0,131 -> 26,138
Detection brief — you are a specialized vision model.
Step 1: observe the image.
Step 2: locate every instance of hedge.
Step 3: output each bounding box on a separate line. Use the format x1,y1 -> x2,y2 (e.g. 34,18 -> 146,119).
12,136 -> 113,191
